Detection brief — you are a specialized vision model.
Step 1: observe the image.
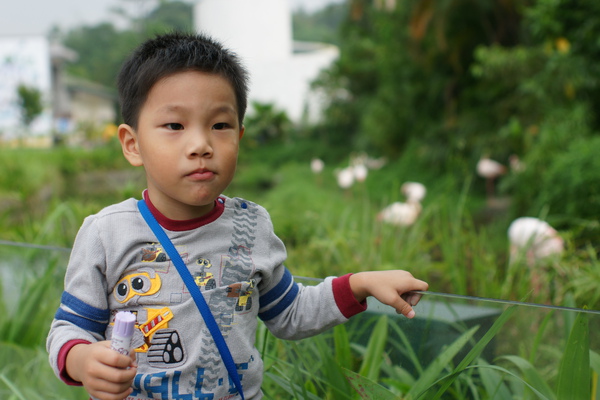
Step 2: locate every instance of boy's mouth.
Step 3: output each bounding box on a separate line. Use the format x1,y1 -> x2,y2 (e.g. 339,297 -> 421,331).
187,168 -> 215,181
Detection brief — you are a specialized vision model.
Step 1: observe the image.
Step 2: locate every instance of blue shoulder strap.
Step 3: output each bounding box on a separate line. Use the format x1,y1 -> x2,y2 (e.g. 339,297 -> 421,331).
137,200 -> 245,400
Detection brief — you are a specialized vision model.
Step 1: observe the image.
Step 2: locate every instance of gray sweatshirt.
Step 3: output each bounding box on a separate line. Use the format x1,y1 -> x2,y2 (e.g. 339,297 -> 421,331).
47,193 -> 366,400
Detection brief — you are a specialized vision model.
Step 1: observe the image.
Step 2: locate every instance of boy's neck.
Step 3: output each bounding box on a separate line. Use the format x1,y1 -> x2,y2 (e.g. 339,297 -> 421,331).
142,190 -> 225,231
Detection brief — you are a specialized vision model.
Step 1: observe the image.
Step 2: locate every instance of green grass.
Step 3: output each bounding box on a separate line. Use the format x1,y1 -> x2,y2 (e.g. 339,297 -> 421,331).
0,143 -> 598,399
257,300 -> 600,399
0,344 -> 88,400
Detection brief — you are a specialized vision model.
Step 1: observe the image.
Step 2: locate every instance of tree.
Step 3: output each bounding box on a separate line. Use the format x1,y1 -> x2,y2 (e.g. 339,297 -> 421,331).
62,23 -> 140,88
59,1 -> 194,89
525,0 -> 600,129
312,0 -> 526,162
292,3 -> 346,45
16,84 -> 43,128
244,102 -> 292,145
145,0 -> 194,33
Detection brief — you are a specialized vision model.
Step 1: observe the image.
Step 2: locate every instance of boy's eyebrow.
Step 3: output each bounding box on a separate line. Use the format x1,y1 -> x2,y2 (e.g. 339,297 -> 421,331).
156,104 -> 237,115
213,105 -> 238,115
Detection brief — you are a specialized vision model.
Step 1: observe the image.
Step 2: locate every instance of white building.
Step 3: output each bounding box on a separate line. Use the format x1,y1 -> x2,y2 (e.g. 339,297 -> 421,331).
0,36 -> 53,144
194,0 -> 339,122
0,35 -> 117,146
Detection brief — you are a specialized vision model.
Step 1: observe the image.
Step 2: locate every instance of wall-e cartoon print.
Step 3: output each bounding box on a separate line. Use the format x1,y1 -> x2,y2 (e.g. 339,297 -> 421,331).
193,258 -> 216,290
112,265 -> 186,368
111,240 -> 259,396
227,281 -> 254,312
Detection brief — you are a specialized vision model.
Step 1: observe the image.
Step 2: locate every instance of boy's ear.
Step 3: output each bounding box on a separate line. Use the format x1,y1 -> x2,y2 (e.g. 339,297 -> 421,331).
239,125 -> 245,140
118,124 -> 143,167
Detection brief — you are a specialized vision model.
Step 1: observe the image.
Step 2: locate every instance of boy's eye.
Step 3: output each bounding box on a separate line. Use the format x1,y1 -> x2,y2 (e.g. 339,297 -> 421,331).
165,123 -> 184,130
213,122 -> 230,130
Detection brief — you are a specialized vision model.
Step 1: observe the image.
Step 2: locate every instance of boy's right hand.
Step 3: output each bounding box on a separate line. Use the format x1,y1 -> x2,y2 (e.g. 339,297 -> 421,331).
66,341 -> 137,400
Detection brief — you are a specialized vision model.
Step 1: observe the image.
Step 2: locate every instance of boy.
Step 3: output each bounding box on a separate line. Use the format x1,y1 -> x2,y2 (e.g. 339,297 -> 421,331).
47,32 -> 428,400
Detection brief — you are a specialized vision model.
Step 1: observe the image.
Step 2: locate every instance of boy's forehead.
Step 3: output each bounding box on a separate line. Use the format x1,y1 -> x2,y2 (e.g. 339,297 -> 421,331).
143,71 -> 239,111
156,70 -> 220,84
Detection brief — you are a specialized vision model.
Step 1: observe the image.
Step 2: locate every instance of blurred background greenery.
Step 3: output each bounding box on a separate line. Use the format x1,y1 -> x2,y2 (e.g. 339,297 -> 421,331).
2,0 -> 596,296
1,0 -> 600,398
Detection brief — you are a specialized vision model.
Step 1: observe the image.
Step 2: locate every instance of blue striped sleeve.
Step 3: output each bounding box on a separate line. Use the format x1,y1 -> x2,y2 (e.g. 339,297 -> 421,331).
258,268 -> 299,321
54,308 -> 107,334
54,291 -> 110,334
60,291 -> 110,321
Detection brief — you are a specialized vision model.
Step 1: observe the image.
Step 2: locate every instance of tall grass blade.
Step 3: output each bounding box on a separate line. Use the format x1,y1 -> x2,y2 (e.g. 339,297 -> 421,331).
314,334 -> 354,399
388,319 -> 424,375
477,359 -> 513,400
264,372 -> 322,400
556,310 -> 590,400
0,372 -> 29,400
3,261 -> 57,346
529,310 -> 554,364
343,368 -> 398,400
590,350 -> 600,400
0,343 -> 88,400
407,326 -> 478,399
358,315 -> 388,381
429,305 -> 516,399
499,355 -> 555,400
593,371 -> 599,400
590,350 -> 600,373
466,365 -> 552,400
333,323 -> 352,368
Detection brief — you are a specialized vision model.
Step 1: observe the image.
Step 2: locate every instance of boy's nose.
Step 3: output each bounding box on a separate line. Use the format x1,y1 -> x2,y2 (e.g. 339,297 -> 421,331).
187,131 -> 213,158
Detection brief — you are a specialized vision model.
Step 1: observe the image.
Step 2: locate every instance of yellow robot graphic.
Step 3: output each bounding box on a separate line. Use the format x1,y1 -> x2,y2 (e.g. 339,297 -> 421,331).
112,269 -> 185,367
226,280 -> 254,312
113,269 -> 162,304
193,258 -> 216,290
141,244 -> 167,262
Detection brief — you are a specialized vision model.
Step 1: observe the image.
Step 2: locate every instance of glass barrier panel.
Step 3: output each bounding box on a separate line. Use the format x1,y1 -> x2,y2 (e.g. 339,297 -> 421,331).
291,276 -> 600,400
0,241 -> 70,312
0,241 -> 89,400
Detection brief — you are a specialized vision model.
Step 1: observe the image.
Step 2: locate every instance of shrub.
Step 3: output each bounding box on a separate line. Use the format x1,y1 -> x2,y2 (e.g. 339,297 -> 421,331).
533,136 -> 600,246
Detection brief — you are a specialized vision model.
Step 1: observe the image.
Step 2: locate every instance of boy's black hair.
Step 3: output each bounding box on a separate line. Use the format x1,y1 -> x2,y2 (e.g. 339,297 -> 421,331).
117,32 -> 249,129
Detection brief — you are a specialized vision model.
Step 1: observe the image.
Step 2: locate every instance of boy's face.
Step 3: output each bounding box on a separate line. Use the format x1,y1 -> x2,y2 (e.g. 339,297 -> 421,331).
119,71 -> 245,220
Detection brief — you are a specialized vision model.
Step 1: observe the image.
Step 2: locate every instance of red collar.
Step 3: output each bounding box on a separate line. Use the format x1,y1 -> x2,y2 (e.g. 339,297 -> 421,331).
142,190 -> 225,231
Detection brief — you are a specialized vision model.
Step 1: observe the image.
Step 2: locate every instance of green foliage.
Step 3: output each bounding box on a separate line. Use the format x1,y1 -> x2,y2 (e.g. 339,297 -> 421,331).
0,255 -> 61,347
0,148 -> 43,199
245,102 -> 293,145
60,1 -> 193,89
16,84 -> 43,128
292,3 -> 346,45
0,145 -> 141,246
565,247 -> 600,309
0,345 -> 87,399
465,39 -> 591,158
533,136 -> 600,229
556,310 -> 590,399
429,306 -> 517,399
1,2 -> 598,398
498,104 -> 592,218
525,0 -> 600,128
145,0 -> 194,33
0,159 -> 598,399
313,0 -> 524,158
62,23 -> 140,89
305,0 -> 600,251
406,326 -> 479,398
258,298 -> 599,400
357,316 -> 388,381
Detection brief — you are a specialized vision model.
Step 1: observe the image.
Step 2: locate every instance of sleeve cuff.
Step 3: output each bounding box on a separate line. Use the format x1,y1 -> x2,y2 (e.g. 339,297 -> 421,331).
57,339 -> 91,386
332,273 -> 367,318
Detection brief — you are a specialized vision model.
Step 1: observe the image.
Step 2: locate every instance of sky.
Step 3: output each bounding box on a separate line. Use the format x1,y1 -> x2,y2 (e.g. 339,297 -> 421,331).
0,0 -> 342,36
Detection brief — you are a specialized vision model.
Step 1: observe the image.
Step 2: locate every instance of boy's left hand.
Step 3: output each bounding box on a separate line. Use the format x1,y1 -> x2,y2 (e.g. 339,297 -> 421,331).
349,270 -> 428,318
